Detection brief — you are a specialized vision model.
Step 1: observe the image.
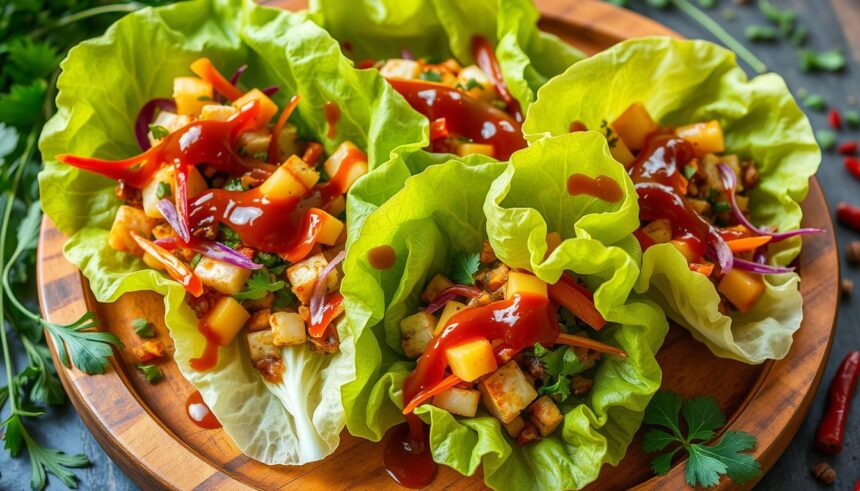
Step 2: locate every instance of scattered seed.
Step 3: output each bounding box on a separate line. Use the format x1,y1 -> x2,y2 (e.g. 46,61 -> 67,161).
846,241 -> 860,265
811,462 -> 836,485
841,279 -> 853,298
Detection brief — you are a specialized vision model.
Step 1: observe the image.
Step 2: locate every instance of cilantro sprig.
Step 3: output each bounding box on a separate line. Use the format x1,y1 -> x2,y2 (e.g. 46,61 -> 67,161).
234,270 -> 286,301
448,250 -> 481,285
642,391 -> 761,487
532,344 -> 586,402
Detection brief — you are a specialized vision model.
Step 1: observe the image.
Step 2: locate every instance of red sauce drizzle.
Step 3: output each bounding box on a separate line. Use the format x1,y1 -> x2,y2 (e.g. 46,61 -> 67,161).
567,174 -> 623,202
636,183 -> 722,261
189,321 -> 222,371
185,390 -> 221,429
368,245 -> 397,270
386,78 -> 526,160
472,36 -> 523,123
324,101 -> 340,139
382,423 -> 437,488
628,133 -> 695,194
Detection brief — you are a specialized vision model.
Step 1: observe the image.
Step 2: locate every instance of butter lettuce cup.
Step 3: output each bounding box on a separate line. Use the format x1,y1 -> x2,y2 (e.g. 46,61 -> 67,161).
340,132 -> 667,490
523,37 -> 821,364
309,0 -> 584,161
38,0 -> 428,465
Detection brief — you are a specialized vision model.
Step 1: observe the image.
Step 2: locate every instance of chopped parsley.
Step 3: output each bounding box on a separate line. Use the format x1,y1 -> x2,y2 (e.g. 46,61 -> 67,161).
682,165 -> 697,180
419,70 -> 442,83
131,318 -> 154,338
712,201 -> 731,213
223,178 -> 247,191
273,288 -> 297,309
798,48 -> 846,73
234,270 -> 286,301
155,181 -> 171,199
532,343 -> 586,402
148,124 -> 169,140
218,224 -> 241,249
136,364 -> 163,383
191,253 -> 203,268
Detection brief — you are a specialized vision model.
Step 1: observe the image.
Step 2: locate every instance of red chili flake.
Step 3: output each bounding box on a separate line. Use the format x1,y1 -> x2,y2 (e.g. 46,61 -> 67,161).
829,109 -> 843,130
837,202 -> 860,231
845,157 -> 860,179
839,141 -> 859,155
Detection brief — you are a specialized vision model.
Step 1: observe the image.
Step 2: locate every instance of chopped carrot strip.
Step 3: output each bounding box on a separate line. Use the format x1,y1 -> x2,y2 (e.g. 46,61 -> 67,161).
725,235 -> 772,253
302,142 -> 325,166
402,374 -> 462,415
189,58 -> 243,101
548,279 -> 605,330
268,94 -> 301,163
689,262 -> 715,277
555,333 -> 627,358
131,232 -> 203,297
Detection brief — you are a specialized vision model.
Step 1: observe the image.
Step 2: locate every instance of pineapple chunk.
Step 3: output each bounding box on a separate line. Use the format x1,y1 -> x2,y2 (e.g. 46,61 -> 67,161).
200,104 -> 237,121
323,141 -> 368,190
286,253 -> 337,304
454,142 -> 495,158
314,209 -> 344,246
277,124 -> 301,162
528,395 -> 563,437
232,88 -> 278,127
258,164 -> 307,200
505,272 -> 548,300
608,132 -> 636,168
379,59 -> 422,79
457,65 -> 494,102
611,102 -> 659,151
478,361 -> 538,424
193,256 -> 251,295
141,165 -> 207,218
148,111 -> 191,147
326,194 -> 346,217
718,269 -> 765,313
269,311 -> 307,346
433,387 -> 481,417
642,218 -> 672,244
238,128 -> 272,156
400,311 -> 437,358
205,296 -> 250,345
676,120 -> 725,156
246,330 -> 280,364
283,155 -> 320,190
435,301 -> 466,335
421,273 -> 454,304
670,239 -> 701,264
503,415 -> 526,438
173,77 -> 213,116
108,205 -> 156,256
445,338 -> 497,382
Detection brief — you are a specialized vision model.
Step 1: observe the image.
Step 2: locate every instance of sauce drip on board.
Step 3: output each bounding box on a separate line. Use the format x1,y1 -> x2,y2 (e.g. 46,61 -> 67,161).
324,101 -> 341,139
567,174 -> 623,202
386,78 -> 526,160
185,390 -> 221,429
368,245 -> 397,270
382,423 -> 437,488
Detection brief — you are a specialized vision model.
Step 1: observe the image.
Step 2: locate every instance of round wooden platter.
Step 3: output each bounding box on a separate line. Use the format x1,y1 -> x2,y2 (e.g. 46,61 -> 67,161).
36,0 -> 839,489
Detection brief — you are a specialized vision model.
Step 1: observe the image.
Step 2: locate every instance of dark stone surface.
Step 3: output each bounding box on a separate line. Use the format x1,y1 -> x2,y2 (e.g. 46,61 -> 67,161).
2,1 -> 858,489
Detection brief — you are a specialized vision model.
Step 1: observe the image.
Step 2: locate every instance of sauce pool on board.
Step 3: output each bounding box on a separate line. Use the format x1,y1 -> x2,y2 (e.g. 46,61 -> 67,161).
382,423 -> 437,488
185,390 -> 221,429
368,245 -> 397,270
566,174 -> 623,202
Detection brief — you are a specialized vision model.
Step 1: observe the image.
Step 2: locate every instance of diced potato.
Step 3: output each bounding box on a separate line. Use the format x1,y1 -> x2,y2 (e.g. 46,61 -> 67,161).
173,77 -> 213,116
205,296 -> 250,345
232,88 -> 278,127
718,269 -> 765,313
433,387 -> 481,417
503,415 -> 526,438
446,338 -> 497,382
642,218 -> 672,244
148,111 -> 192,147
246,309 -> 271,331
474,264 -> 510,292
505,272 -> 548,300
277,123 -> 301,162
323,142 -> 368,190
142,252 -> 165,270
193,257 -> 251,295
670,239 -> 701,264
702,153 -> 741,191
286,253 -> 336,304
422,274 -> 454,304
545,232 -> 562,257
611,102 -> 658,151
258,164 -> 308,200
676,120 -> 725,156
199,104 -> 237,121
478,361 -> 538,424
109,205 -> 156,255
400,311 -> 437,358
435,301 -> 467,335
379,59 -> 422,79
283,155 -> 320,190
528,395 -> 563,437
238,128 -> 272,156
326,194 -> 346,217
608,133 -> 636,168
246,330 -> 280,363
141,165 -> 208,218
454,142 -> 494,158
269,311 -> 307,346
457,65 -> 494,102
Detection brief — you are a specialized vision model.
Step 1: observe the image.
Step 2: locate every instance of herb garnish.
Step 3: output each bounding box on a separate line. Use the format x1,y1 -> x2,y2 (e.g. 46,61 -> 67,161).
448,250 -> 481,285
234,270 -> 286,301
136,363 -> 163,383
532,343 -> 586,402
131,318 -> 155,338
148,123 -> 169,140
419,71 -> 442,83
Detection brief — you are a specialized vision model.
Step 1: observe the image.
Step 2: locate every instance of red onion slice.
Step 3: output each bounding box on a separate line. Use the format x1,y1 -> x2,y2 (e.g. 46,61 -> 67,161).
135,98 -> 176,151
310,250 -> 346,325
157,198 -> 191,244
424,285 -> 484,314
733,257 -> 795,274
229,64 -> 248,86
401,48 -> 414,60
261,85 -> 280,97
152,232 -> 261,270
718,164 -> 823,242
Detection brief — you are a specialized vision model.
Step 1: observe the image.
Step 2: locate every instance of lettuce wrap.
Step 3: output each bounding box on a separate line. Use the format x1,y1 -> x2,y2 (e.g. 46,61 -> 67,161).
523,37 -> 820,364
341,132 -> 667,490
38,0 -> 429,465
308,0 -> 585,111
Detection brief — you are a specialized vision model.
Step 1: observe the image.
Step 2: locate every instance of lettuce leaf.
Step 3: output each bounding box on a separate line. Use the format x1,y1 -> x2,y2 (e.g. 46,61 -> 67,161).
523,37 -> 819,363
308,0 -> 585,109
341,134 -> 667,490
38,0 -> 427,464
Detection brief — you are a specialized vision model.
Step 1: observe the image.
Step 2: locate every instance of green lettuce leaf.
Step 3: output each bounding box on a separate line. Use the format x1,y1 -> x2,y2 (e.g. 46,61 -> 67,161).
523,37 -> 819,363
342,134 -> 667,490
38,0 -> 427,464
308,0 -> 585,109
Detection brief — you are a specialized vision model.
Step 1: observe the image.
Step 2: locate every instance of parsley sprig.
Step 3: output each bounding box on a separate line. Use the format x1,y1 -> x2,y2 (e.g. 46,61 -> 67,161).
642,391 -> 761,487
448,250 -> 481,285
234,270 -> 286,301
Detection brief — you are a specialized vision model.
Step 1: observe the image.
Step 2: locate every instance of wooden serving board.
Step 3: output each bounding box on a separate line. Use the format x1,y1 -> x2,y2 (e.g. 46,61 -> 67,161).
37,0 -> 839,489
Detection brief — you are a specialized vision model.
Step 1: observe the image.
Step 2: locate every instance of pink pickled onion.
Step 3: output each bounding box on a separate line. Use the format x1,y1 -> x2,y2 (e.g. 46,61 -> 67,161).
134,98 -> 176,151
310,250 -> 346,325
154,236 -> 261,270
424,284 -> 484,314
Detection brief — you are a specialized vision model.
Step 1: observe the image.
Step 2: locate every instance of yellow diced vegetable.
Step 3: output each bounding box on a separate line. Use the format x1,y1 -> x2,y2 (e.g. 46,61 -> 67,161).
433,387 -> 481,417
193,257 -> 251,295
277,123 -> 301,162
528,395 -> 563,437
141,165 -> 207,218
148,110 -> 191,147
676,120 -> 725,156
670,240 -> 700,264
611,102 -> 659,151
642,219 -> 672,244
505,272 -> 548,300
435,301 -> 467,335
457,65 -> 494,102
718,269 -> 765,313
422,273 -> 454,304
400,311 -> 437,358
205,296 -> 250,345
246,330 -> 279,364
283,155 -> 320,190
379,59 -> 422,79
232,88 -> 278,127
258,165 -> 308,200
173,77 -> 213,116
478,361 -> 538,424
269,311 -> 307,346
108,205 -> 156,256
454,142 -> 494,158
609,135 -> 636,168
238,128 -> 272,156
446,338 -> 497,382
323,141 -> 368,190
326,194 -> 346,217
315,210 -> 344,246
199,104 -> 237,121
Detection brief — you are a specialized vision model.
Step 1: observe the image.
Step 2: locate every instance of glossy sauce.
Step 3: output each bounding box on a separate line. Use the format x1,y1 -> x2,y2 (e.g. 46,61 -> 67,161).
386,78 -> 526,160
569,120 -> 588,133
636,183 -> 722,262
472,36 -> 523,122
189,321 -> 222,371
382,423 -> 437,488
324,101 -> 341,139
185,390 -> 222,429
628,134 -> 695,194
567,174 -> 623,202
368,245 -> 397,269
308,292 -> 344,338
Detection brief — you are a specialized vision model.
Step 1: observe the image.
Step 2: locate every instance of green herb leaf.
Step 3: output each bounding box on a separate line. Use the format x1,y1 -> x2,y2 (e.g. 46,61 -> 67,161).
798,48 -> 846,73
419,71 -> 442,82
845,110 -> 860,128
136,364 -> 163,383
45,312 -> 123,374
448,250 -> 481,285
758,0 -> 794,35
224,177 -> 247,191
191,253 -> 203,267
6,39 -> 60,84
234,270 -> 285,301
744,25 -> 777,42
642,428 -> 677,453
464,78 -> 483,91
273,288 -> 297,309
789,25 -> 807,47
218,224 -> 241,249
155,181 -> 171,199
683,165 -> 696,180
131,318 -> 155,338
712,201 -> 731,213
255,251 -> 282,268
2,414 -> 90,489
148,124 -> 169,140
646,0 -> 670,8
816,129 -> 837,151
0,81 -> 47,128
802,93 -> 827,112
643,391 -> 683,436
650,448 -> 679,475
533,345 -> 586,401
682,396 -> 725,441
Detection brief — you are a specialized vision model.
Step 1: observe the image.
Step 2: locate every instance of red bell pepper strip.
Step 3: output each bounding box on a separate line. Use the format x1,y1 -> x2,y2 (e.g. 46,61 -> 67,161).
725,236 -> 772,253
845,157 -> 860,180
548,279 -> 605,330
815,351 -> 860,454
268,94 -> 301,164
190,57 -> 244,101
131,232 -> 203,297
839,141 -> 858,155
829,109 -> 842,130
402,374 -> 462,415
472,36 -> 523,122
